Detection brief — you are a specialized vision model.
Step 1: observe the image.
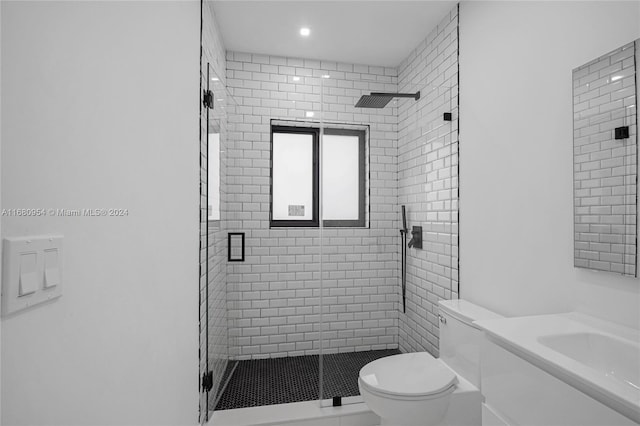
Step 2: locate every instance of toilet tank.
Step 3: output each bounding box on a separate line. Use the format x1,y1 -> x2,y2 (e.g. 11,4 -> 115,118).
438,300 -> 503,388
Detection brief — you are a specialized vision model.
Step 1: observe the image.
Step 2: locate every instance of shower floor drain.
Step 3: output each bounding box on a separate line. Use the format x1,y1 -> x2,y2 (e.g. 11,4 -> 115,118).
213,348 -> 400,410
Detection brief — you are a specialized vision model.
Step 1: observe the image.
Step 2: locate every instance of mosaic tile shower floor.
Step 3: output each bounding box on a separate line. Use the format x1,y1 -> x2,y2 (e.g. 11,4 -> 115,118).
214,349 -> 401,410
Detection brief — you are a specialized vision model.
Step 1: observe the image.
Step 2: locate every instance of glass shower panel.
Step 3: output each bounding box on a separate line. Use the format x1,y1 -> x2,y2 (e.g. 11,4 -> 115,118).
318,80 -> 457,405
317,72 -> 400,405
203,63 -> 237,420
199,63 -> 208,425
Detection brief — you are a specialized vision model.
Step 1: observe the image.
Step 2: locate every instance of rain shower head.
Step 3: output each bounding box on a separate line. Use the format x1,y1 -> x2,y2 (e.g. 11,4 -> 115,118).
354,92 -> 420,108
355,94 -> 394,108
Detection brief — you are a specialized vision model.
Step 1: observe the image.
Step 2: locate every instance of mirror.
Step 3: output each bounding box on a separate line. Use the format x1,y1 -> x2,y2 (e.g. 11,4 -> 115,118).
573,40 -> 638,276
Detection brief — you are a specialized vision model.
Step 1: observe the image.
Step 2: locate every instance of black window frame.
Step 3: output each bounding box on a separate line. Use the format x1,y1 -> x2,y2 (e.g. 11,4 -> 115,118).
270,125 -> 320,228
270,124 -> 366,228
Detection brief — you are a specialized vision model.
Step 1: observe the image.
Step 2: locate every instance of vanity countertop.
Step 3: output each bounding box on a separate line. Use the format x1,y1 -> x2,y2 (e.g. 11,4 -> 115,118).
475,312 -> 640,424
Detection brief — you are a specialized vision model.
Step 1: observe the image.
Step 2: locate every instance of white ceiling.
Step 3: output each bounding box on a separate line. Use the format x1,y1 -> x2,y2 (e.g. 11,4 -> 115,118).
212,1 -> 457,68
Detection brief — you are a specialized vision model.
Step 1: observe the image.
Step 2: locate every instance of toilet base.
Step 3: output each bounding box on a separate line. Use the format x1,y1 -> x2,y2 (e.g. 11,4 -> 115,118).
370,374 -> 482,426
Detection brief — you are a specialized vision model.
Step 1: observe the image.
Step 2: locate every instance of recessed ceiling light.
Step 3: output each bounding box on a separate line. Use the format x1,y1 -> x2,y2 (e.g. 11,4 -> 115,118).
293,76 -> 301,82
300,27 -> 310,37
306,111 -> 314,118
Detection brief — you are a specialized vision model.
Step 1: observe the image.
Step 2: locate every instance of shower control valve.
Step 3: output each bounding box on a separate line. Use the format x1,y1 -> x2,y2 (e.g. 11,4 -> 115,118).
438,314 -> 447,324
407,226 -> 422,249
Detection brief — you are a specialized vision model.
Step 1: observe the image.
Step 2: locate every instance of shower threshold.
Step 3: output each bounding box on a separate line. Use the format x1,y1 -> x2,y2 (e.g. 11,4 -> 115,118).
213,348 -> 400,411
209,397 -> 378,426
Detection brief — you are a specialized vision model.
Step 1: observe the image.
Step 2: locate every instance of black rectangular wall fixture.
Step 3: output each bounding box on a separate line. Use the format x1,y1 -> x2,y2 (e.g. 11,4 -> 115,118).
615,126 -> 630,140
443,112 -> 452,121
228,232 -> 245,262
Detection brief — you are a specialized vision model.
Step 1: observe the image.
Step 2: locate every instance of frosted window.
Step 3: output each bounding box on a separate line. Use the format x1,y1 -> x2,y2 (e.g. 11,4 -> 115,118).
207,132 -> 220,221
322,134 -> 360,220
272,132 -> 314,221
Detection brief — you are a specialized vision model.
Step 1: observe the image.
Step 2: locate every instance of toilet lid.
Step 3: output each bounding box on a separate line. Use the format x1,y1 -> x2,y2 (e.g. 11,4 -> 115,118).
359,352 -> 457,397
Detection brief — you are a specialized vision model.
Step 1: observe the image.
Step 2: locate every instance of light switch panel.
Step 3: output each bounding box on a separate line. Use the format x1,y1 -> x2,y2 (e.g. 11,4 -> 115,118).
2,235 -> 63,316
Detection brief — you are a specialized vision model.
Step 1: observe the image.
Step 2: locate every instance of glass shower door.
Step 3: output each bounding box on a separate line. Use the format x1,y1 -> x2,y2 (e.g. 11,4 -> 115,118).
199,63 -> 236,422
214,59 -> 325,411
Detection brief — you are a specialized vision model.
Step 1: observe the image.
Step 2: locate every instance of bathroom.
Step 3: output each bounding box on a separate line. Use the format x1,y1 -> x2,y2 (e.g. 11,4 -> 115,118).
1,1 -> 639,426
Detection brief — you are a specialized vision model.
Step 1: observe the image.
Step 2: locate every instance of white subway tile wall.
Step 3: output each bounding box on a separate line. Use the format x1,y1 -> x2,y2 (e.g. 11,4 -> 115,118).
201,1 -> 229,419
573,41 -> 637,276
224,6 -> 459,360
397,6 -> 459,356
225,52 -> 401,359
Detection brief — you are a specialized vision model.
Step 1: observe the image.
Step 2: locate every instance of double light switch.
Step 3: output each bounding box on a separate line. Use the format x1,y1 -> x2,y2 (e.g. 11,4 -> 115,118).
2,235 -> 63,315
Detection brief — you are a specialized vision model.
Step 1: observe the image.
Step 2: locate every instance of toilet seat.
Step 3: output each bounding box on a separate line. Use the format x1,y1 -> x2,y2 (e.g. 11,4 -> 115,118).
359,352 -> 458,398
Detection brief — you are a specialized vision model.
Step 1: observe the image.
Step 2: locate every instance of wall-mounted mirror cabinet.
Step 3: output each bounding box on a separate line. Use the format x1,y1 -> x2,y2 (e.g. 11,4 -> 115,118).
573,40 -> 638,277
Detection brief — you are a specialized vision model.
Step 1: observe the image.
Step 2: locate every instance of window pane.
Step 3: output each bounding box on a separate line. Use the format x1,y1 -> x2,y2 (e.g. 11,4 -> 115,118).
207,132 -> 220,221
322,134 -> 360,221
272,132 -> 314,220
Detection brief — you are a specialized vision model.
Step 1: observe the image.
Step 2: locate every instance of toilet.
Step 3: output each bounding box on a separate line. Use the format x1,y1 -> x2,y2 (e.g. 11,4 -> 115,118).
358,300 -> 503,426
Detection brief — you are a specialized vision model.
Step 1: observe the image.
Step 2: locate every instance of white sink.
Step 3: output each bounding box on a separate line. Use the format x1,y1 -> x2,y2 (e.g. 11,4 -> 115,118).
475,312 -> 640,423
538,332 -> 640,391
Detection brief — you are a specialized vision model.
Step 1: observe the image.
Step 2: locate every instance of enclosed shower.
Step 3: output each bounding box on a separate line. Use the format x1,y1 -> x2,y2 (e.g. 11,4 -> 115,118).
198,4 -> 460,422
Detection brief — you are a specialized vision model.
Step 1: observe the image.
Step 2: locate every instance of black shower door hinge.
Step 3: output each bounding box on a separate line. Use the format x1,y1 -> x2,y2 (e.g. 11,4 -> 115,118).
203,90 -> 214,109
201,371 -> 213,392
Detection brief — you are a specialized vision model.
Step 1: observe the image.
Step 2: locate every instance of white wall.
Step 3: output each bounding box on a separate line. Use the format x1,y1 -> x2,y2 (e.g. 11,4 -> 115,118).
1,2 -> 200,425
460,1 -> 640,328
